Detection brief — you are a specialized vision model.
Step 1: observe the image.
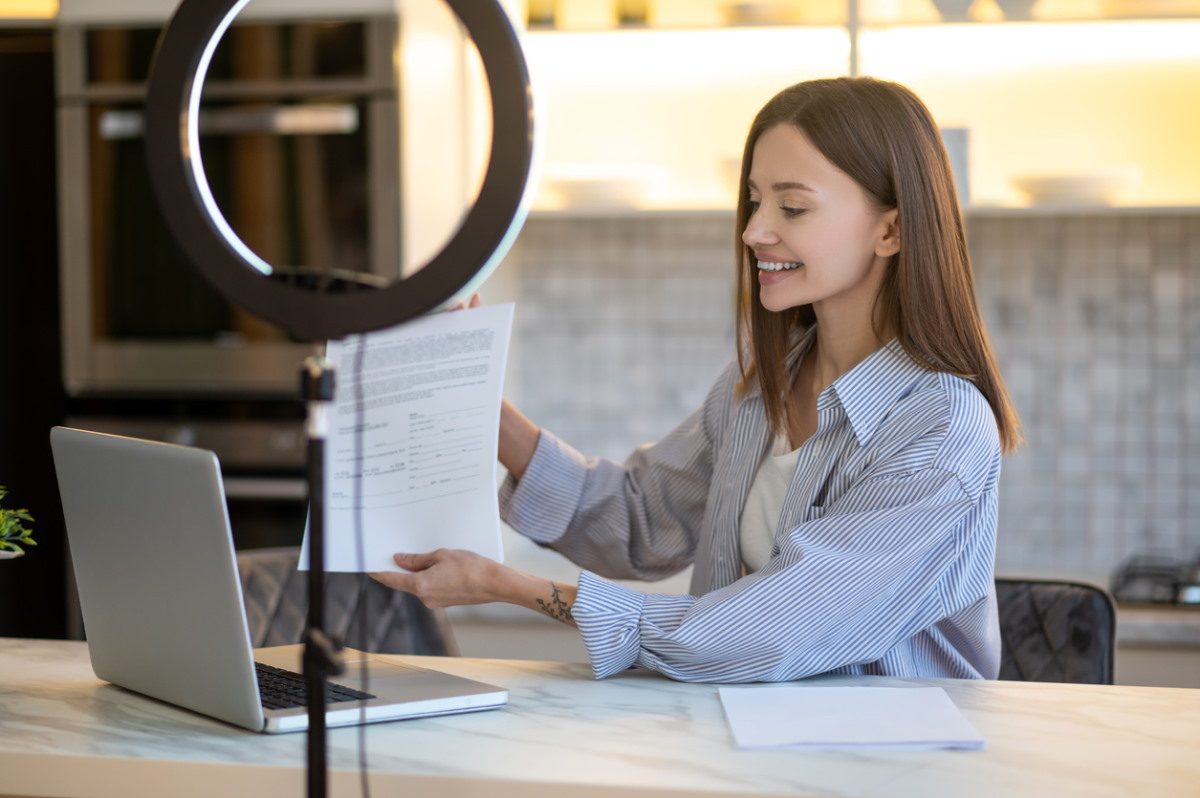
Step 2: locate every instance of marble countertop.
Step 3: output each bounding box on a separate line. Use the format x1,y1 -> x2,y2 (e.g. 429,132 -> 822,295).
2,638 -> 1199,798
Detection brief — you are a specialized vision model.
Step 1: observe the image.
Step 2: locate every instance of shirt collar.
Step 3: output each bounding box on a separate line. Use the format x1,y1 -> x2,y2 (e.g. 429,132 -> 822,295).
822,338 -> 929,448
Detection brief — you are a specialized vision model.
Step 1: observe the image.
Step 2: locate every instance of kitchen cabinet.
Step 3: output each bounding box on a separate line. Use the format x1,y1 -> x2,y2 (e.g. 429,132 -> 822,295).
519,0 -> 1200,210
1115,603 -> 1200,688
855,12 -> 1200,207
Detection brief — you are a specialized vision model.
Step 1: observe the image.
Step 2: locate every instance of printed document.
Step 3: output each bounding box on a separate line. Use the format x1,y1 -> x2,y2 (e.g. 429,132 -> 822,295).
301,303 -> 514,573
718,685 -> 985,750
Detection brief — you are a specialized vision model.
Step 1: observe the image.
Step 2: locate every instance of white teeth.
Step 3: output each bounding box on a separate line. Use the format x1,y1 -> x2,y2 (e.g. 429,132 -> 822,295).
756,260 -> 802,272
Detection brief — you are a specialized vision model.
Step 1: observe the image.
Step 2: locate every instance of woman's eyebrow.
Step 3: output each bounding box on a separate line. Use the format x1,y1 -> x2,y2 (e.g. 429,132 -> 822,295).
772,181 -> 816,193
746,179 -> 817,193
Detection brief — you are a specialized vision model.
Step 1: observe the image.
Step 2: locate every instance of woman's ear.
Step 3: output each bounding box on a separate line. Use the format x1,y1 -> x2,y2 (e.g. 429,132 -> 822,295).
875,209 -> 900,258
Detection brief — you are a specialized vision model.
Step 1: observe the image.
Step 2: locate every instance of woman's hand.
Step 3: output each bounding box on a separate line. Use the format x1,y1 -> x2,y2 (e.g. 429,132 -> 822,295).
447,293 -> 482,312
371,549 -> 506,608
370,549 -> 579,627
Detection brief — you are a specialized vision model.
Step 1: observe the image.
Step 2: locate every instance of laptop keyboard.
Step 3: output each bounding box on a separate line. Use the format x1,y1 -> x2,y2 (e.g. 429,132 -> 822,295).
255,662 -> 377,710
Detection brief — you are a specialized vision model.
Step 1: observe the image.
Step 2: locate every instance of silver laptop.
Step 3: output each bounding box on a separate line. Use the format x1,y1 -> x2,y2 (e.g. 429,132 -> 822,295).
50,425 -> 508,734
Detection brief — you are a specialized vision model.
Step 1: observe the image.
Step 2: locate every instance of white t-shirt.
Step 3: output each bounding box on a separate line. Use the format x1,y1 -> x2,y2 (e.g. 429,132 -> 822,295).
739,436 -> 801,573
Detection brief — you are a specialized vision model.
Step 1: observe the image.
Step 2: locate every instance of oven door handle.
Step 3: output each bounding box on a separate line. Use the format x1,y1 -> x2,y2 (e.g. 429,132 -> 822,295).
99,104 -> 359,140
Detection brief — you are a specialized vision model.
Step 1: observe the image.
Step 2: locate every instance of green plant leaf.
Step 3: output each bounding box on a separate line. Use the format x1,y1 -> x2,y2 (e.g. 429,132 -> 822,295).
0,485 -> 36,551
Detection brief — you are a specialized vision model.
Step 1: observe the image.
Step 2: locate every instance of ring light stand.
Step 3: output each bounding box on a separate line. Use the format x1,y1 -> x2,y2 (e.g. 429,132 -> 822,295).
143,1 -> 535,796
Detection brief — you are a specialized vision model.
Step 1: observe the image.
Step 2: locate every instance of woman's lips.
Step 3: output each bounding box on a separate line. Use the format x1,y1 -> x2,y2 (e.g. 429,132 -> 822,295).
758,267 -> 799,286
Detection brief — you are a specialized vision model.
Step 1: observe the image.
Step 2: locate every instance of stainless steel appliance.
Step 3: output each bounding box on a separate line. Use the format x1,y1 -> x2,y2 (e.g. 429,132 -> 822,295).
1111,553 -> 1200,605
56,2 -> 402,397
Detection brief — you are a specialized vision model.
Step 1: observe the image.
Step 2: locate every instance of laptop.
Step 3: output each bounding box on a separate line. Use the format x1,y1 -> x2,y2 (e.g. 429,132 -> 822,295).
50,425 -> 508,734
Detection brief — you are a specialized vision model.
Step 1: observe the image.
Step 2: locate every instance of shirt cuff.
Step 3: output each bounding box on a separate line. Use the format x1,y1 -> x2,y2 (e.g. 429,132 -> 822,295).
573,571 -> 647,679
499,430 -> 589,545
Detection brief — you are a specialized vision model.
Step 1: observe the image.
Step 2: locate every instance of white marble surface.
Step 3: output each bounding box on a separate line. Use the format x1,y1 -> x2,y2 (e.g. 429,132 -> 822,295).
1,638 -> 1199,798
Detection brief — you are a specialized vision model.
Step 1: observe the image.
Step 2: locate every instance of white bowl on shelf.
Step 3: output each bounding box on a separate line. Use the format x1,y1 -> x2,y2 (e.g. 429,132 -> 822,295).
1011,166 -> 1141,206
995,0 -> 1039,19
720,2 -> 805,26
931,0 -> 976,21
540,163 -> 667,209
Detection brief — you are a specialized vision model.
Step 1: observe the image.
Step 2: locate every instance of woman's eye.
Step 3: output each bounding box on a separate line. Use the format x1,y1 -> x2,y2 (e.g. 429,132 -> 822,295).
747,199 -> 761,212
781,206 -> 807,218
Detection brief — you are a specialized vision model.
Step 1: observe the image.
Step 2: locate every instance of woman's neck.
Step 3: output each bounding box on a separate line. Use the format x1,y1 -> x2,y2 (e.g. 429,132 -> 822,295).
805,316 -> 889,395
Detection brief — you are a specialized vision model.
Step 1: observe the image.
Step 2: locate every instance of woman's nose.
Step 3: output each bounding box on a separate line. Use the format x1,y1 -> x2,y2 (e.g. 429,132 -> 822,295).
742,209 -> 777,249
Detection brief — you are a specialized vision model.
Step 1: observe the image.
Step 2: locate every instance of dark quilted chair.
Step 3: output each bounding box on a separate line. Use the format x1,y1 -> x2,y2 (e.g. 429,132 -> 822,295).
995,578 -> 1116,684
236,546 -> 456,656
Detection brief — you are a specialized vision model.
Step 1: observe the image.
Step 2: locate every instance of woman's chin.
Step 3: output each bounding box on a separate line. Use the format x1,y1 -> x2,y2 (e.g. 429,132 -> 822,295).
757,279 -> 808,313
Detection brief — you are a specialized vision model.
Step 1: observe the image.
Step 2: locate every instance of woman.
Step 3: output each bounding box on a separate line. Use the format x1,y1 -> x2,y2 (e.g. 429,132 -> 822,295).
373,76 -> 1021,683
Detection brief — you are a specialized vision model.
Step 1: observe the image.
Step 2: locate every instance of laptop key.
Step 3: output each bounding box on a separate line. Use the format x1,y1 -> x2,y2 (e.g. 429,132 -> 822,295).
255,662 -> 376,710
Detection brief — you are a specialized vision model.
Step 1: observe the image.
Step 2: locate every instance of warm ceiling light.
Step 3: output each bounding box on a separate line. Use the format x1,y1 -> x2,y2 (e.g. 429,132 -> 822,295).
0,0 -> 57,18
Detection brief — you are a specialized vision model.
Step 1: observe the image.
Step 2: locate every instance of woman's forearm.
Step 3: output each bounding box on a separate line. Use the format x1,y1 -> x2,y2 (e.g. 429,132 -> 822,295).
499,567 -> 579,627
498,399 -> 540,481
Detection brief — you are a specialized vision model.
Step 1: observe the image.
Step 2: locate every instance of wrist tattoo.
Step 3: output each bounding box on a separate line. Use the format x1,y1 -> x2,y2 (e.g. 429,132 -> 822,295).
535,582 -> 574,624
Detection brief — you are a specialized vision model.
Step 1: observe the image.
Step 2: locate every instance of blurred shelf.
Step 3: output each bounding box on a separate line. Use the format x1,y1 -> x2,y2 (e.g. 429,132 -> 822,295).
524,22 -> 846,34
964,204 -> 1200,216
527,205 -> 1200,220
527,207 -> 736,220
860,15 -> 1200,25
524,13 -> 1200,34
0,17 -> 54,26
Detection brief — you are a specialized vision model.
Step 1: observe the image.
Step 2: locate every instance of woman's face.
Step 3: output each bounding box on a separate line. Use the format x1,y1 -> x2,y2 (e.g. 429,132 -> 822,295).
742,123 -> 898,320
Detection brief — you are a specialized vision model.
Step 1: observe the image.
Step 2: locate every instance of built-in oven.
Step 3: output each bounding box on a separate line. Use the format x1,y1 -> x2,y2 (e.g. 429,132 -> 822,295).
55,0 -> 489,551
56,5 -> 401,398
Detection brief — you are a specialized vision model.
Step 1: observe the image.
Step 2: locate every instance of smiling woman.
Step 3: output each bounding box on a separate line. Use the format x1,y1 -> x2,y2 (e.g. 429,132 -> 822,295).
370,77 -> 1024,688
734,78 -> 1021,454
742,123 -> 899,324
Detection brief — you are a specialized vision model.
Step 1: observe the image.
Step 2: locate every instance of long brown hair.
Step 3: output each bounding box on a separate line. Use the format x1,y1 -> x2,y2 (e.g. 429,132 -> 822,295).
735,77 -> 1021,453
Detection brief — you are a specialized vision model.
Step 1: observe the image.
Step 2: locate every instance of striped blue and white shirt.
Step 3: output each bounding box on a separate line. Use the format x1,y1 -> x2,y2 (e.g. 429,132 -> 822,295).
500,335 -> 1002,683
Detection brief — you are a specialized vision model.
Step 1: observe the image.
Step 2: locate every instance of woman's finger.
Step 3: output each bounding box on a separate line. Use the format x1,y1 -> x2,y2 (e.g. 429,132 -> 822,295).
395,550 -> 446,571
446,293 -> 481,313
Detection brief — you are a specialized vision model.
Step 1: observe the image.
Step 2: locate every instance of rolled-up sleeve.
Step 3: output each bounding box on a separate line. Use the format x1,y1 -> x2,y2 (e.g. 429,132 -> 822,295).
500,365 -> 736,582
498,432 -> 590,545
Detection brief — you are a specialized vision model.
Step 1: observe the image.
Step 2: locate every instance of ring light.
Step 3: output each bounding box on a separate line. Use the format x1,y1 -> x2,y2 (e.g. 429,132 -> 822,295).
144,0 -> 536,342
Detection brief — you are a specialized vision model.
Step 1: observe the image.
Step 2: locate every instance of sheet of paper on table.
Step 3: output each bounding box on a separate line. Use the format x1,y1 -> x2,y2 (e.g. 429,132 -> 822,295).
718,685 -> 985,751
300,302 -> 514,573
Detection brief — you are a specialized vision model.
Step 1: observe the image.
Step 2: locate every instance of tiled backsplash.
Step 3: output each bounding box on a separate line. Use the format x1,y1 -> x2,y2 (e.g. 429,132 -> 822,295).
498,210 -> 1200,583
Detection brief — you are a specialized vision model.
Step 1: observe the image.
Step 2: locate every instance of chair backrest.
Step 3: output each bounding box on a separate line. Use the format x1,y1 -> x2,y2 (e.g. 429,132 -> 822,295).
995,578 -> 1116,684
236,546 -> 456,656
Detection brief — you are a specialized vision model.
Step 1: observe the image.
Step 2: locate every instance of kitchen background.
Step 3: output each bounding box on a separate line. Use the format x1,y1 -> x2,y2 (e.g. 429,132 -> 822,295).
462,0 -> 1200,673
0,0 -> 1197,680
496,209 -> 1200,583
